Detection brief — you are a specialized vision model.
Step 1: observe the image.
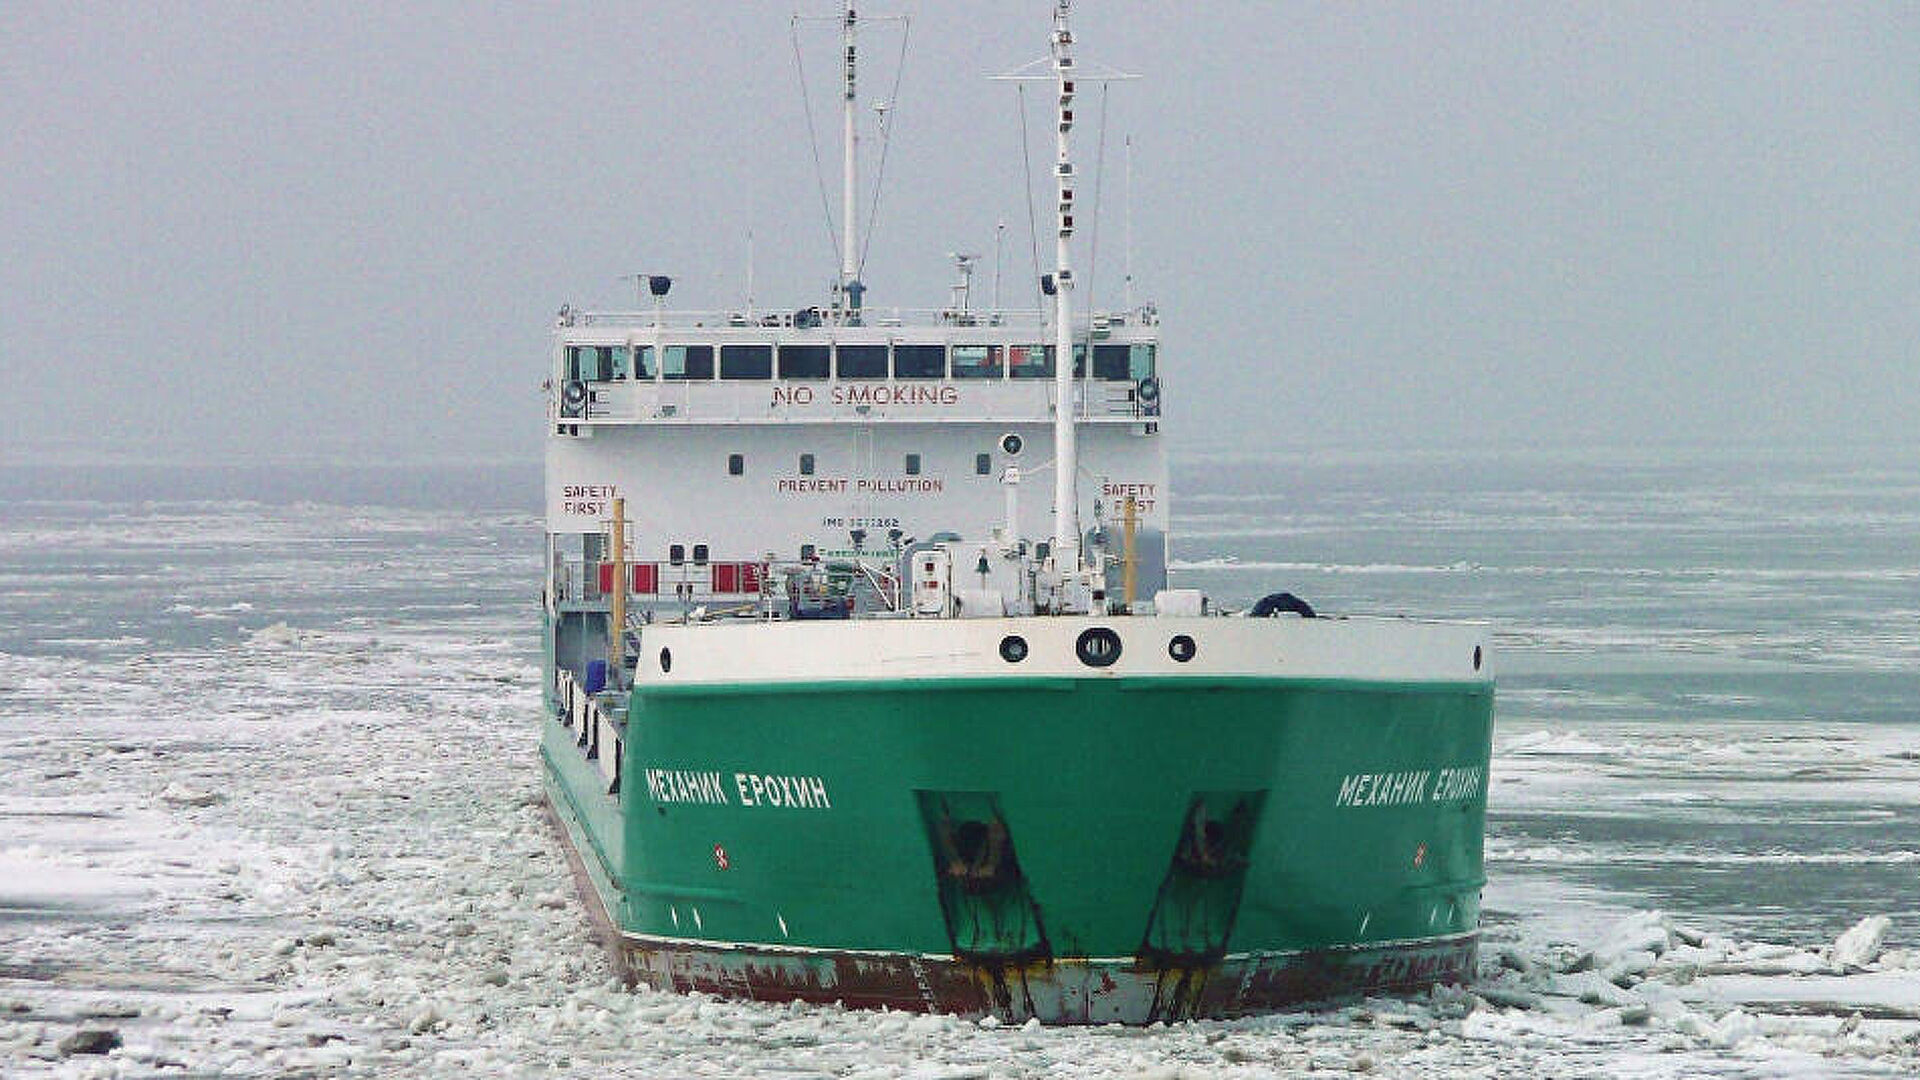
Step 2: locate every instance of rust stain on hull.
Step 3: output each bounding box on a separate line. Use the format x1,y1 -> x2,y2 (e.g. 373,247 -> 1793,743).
544,796 -> 1475,1025
613,936 -> 1476,1025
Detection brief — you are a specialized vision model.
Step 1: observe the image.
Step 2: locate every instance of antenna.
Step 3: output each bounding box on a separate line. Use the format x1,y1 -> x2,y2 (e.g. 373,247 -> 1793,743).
993,221 -> 1006,315
1124,135 -> 1134,312
795,3 -> 907,326
840,2 -> 859,319
745,230 -> 755,319
995,1 -> 1137,578
948,252 -> 981,313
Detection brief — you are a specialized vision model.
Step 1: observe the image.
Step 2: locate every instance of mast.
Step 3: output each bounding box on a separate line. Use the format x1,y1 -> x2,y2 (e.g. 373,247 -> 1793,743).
1050,0 -> 1079,569
840,2 -> 863,321
1123,134 -> 1134,312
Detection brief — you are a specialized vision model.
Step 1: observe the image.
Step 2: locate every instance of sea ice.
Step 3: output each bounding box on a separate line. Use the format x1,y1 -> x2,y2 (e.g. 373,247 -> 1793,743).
1833,915 -> 1892,969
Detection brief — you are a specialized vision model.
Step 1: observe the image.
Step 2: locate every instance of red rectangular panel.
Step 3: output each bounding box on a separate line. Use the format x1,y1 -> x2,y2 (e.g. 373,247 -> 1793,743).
740,562 -> 763,593
597,563 -> 614,594
713,563 -> 739,593
631,563 -> 658,594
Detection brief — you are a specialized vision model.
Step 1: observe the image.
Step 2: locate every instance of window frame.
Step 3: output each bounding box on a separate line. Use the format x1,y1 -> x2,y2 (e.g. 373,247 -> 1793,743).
778,343 -> 832,380
662,344 -> 715,381
835,343 -> 888,380
892,343 -> 947,380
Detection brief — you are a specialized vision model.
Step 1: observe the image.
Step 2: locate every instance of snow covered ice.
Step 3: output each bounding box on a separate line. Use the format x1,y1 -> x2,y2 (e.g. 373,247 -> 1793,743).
6,452 -> 1920,1076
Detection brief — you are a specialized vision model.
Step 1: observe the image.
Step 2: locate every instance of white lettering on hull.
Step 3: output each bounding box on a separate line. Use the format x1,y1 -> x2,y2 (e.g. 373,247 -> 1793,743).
641,766 -> 832,810
1334,765 -> 1484,807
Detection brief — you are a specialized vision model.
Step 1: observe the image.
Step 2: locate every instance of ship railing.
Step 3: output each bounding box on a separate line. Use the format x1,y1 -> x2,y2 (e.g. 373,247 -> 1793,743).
562,305 -> 1160,332
553,666 -> 622,797
569,307 -> 1048,330
552,558 -> 770,609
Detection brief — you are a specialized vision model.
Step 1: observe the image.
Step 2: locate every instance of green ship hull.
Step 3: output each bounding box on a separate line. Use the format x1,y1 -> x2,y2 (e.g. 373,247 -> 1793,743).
541,624 -> 1492,1023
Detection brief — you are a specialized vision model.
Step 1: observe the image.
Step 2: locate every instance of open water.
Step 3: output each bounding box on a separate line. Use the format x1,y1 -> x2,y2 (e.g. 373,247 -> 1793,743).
3,445 -> 1918,1076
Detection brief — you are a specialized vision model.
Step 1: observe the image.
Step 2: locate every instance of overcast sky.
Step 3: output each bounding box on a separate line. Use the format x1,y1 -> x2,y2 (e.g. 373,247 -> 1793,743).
3,2 -> 1916,465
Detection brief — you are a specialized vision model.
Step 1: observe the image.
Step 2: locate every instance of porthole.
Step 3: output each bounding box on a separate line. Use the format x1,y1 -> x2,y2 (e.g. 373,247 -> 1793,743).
659,647 -> 673,673
999,635 -> 1029,663
1168,634 -> 1197,663
1075,627 -> 1122,668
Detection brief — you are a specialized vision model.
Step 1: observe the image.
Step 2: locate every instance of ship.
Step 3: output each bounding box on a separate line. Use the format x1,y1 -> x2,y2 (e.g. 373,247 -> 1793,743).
540,2 -> 1493,1024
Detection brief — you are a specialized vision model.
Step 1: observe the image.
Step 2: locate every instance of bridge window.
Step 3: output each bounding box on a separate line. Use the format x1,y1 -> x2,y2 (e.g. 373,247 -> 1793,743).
693,544 -> 709,565
905,453 -> 922,476
1093,344 -> 1132,380
721,344 -> 772,380
837,344 -> 887,379
893,344 -> 946,379
799,453 -> 816,476
632,345 -> 655,378
669,544 -> 685,566
951,345 -> 997,379
727,453 -> 744,476
568,345 -> 613,382
975,453 -> 991,475
663,345 -> 714,380
1069,343 -> 1088,377
1007,344 -> 1052,379
1130,343 -> 1156,380
779,344 -> 831,379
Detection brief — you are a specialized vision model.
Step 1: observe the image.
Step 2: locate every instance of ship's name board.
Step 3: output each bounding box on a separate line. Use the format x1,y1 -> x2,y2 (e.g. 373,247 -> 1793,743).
643,767 -> 832,810
1334,765 -> 1484,808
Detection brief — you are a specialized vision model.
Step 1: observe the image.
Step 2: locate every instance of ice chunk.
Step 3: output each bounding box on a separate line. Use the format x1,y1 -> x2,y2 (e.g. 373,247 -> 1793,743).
1553,971 -> 1642,1009
58,1028 -> 121,1056
247,622 -> 305,648
1830,915 -> 1890,969
160,783 -> 224,808
1711,1007 -> 1760,1049
1475,982 -> 1543,1010
1503,730 -> 1612,755
409,1005 -> 444,1034
1593,911 -> 1673,964
1601,949 -> 1657,987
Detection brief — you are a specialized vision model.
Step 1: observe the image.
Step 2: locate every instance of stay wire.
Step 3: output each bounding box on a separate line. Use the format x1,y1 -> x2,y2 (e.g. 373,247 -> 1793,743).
791,18 -> 844,274
857,16 -> 911,279
1017,84 -> 1042,311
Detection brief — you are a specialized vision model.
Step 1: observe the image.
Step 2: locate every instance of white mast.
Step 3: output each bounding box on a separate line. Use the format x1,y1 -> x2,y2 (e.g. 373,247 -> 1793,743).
1049,0 -> 1079,569
1123,134 -> 1134,312
996,2 -> 1131,574
840,2 -> 863,321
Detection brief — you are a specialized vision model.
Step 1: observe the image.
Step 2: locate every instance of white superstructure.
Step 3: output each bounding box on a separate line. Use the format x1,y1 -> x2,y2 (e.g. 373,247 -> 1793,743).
544,303 -> 1169,609
544,0 -> 1170,674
